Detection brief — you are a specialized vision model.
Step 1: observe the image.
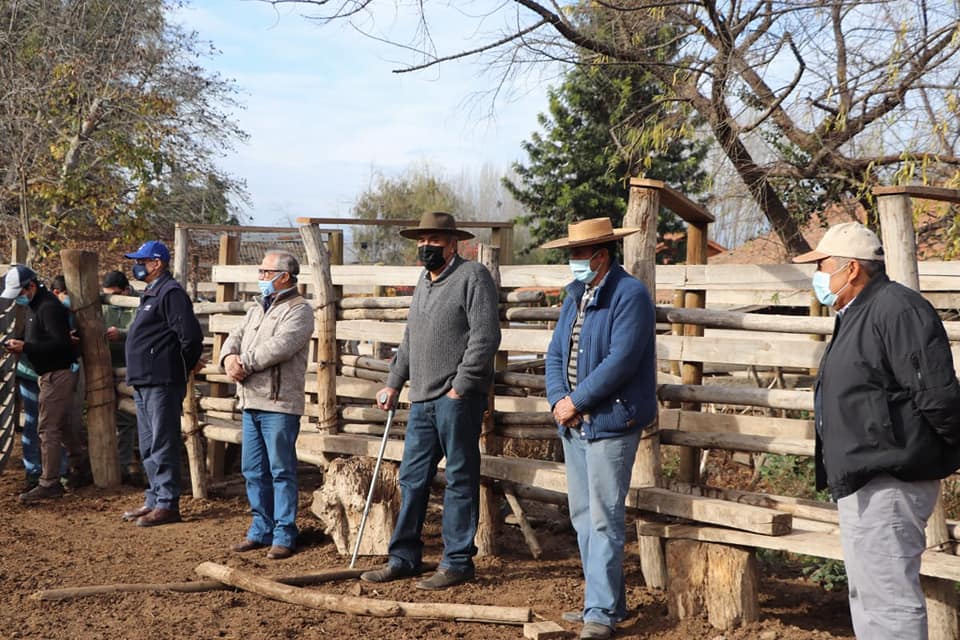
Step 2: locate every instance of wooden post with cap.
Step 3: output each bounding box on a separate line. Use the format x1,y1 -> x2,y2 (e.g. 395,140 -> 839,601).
875,185 -> 960,640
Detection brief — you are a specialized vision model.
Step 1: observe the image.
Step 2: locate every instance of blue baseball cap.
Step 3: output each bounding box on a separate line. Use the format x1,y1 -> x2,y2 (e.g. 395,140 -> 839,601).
124,240 -> 170,262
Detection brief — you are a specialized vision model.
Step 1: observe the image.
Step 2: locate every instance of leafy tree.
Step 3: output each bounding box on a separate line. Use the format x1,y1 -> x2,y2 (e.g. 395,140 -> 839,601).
504,61 -> 708,260
352,166 -> 462,265
271,0 -> 960,255
0,0 -> 247,264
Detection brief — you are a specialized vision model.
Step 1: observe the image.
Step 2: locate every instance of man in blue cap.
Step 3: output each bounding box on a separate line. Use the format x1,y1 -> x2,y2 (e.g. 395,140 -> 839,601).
121,241 -> 203,527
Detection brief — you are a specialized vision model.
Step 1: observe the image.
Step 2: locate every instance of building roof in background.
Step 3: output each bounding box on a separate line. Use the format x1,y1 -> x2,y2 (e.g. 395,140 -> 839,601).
710,199 -> 957,265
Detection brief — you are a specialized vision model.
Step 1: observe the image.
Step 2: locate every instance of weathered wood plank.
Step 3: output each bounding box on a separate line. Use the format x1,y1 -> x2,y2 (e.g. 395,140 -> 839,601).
661,409 -> 815,439
636,521 -> 960,583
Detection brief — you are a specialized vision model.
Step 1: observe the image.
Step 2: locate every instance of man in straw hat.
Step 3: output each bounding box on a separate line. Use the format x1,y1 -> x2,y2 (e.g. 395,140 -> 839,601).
543,217 -> 658,639
361,211 -> 501,590
794,221 -> 960,639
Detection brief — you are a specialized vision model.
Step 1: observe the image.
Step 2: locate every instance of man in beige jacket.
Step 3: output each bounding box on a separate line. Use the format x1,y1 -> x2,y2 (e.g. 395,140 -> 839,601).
221,250 -> 314,560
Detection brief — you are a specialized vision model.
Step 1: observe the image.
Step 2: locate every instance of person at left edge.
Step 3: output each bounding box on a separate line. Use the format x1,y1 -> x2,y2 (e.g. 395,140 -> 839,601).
121,240 -> 203,527
1,265 -> 85,504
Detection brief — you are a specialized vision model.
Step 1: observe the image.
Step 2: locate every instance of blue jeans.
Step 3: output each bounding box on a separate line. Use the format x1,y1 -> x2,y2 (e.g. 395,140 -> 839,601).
388,392 -> 486,573
241,410 -> 300,549
561,427 -> 641,628
134,384 -> 185,511
18,378 -> 41,477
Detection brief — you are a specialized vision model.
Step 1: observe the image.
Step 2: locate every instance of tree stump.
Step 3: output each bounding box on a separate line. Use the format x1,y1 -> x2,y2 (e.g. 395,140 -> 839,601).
665,540 -> 759,631
311,457 -> 400,556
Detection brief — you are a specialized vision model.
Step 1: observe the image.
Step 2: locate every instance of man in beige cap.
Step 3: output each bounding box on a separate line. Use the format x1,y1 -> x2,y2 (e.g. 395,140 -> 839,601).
794,221 -> 960,639
542,217 -> 657,640
361,211 -> 501,591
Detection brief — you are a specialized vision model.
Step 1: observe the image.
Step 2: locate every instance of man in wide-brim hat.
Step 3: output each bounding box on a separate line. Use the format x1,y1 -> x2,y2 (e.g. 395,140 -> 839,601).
542,217 -> 658,640
361,211 -> 501,591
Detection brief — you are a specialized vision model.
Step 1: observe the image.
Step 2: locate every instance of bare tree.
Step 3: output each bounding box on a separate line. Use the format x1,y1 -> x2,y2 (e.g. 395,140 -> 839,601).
265,0 -> 960,254
0,0 -> 247,264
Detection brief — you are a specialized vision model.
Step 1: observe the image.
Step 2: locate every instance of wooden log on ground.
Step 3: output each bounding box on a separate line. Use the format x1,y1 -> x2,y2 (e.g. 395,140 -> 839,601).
523,621 -> 568,639
181,372 -> 207,499
311,456 -> 400,556
32,568 -> 367,601
665,539 -> 706,621
196,561 -> 532,623
503,484 -> 543,559
61,249 -> 120,488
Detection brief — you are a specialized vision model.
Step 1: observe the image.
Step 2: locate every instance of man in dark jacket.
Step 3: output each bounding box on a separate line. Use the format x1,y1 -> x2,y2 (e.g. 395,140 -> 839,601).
794,222 -> 960,639
1,265 -> 84,503
121,241 -> 203,527
543,218 -> 657,640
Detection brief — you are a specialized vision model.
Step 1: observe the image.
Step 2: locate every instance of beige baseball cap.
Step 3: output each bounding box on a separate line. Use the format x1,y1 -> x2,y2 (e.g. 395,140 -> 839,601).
792,222 -> 885,263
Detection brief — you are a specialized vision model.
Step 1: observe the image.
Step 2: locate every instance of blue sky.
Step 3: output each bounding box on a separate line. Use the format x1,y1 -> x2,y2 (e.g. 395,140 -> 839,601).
172,1 -> 555,226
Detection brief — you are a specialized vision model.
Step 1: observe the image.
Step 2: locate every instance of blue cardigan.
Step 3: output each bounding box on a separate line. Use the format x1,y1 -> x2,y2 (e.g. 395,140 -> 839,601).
545,263 -> 657,440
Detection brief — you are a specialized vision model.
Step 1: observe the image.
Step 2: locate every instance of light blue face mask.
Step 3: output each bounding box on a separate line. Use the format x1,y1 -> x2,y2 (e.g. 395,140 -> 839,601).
60,295 -> 71,309
14,294 -> 29,306
258,272 -> 283,298
812,261 -> 850,307
569,250 -> 601,284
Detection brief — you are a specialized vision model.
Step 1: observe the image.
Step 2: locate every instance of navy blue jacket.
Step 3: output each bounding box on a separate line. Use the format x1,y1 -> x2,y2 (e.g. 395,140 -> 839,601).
546,263 -> 657,440
125,272 -> 202,387
20,287 -> 77,375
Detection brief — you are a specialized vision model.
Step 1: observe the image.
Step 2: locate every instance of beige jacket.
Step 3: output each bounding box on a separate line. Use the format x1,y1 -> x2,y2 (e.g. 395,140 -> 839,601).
220,291 -> 314,416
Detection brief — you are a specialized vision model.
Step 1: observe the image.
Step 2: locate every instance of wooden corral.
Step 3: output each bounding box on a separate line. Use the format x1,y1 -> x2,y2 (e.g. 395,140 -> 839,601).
5,185 -> 960,635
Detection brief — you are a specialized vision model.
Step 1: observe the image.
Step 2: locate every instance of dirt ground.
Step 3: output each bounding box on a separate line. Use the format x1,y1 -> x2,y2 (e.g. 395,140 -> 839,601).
0,447 -> 856,640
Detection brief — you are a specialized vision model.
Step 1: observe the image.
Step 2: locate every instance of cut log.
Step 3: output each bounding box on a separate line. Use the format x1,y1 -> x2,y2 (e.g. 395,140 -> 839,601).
705,544 -> 759,630
665,540 -> 707,621
523,621 -> 569,639
32,568 -> 366,601
195,562 -> 531,623
311,456 -> 400,556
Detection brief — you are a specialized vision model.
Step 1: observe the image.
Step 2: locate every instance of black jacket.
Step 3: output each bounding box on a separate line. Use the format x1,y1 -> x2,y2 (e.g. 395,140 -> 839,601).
19,287 -> 77,375
125,272 -> 203,387
815,273 -> 960,500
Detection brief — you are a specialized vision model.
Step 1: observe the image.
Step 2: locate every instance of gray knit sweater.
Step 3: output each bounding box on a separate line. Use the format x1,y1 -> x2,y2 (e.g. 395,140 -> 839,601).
386,256 -> 501,402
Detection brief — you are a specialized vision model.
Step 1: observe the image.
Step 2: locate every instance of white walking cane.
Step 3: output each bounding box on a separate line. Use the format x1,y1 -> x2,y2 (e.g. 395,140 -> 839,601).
349,391 -> 395,569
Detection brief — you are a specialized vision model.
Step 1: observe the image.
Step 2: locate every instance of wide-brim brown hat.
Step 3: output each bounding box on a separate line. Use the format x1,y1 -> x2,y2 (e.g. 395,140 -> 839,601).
540,217 -> 640,250
399,211 -> 474,240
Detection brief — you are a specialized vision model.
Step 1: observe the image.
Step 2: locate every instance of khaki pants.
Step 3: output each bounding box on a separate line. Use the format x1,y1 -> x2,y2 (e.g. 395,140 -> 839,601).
37,369 -> 81,487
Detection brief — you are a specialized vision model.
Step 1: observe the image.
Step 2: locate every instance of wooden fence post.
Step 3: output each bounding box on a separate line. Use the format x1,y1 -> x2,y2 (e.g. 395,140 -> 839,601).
476,243 -> 502,556
61,249 -> 120,488
173,223 -> 189,287
624,180 -> 667,588
679,222 -> 707,485
299,224 -> 338,433
877,190 -> 958,640
207,233 -> 239,480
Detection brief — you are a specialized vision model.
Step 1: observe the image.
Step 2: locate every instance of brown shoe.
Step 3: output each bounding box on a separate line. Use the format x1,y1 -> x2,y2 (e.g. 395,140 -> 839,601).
232,540 -> 268,553
122,505 -> 152,522
266,545 -> 293,560
136,508 -> 181,527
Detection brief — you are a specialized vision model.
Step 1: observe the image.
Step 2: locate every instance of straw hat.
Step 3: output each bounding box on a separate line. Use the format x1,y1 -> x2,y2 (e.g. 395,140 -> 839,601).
540,217 -> 640,250
399,211 -> 474,240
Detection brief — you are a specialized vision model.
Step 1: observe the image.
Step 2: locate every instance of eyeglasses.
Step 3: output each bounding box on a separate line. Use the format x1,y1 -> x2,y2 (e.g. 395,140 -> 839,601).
134,258 -> 159,265
258,269 -> 285,277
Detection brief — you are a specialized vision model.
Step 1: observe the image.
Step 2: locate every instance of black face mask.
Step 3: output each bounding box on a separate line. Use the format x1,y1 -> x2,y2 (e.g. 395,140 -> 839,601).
418,244 -> 447,272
